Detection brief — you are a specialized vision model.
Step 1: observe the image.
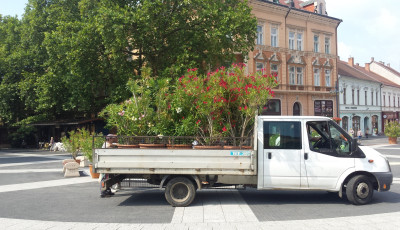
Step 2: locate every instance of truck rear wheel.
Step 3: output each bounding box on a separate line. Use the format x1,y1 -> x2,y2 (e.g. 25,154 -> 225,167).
346,175 -> 374,205
165,177 -> 196,207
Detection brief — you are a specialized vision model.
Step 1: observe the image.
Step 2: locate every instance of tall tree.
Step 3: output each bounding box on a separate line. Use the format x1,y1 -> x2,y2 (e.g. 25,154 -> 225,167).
94,0 -> 257,77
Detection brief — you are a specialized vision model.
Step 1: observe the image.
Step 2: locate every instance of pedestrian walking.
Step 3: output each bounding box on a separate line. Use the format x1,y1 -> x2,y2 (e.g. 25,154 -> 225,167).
365,128 -> 369,139
357,129 -> 362,144
349,128 -> 354,138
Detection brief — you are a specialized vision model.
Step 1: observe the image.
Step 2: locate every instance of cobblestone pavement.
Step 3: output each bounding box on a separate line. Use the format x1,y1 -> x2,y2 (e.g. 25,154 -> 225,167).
0,136 -> 399,229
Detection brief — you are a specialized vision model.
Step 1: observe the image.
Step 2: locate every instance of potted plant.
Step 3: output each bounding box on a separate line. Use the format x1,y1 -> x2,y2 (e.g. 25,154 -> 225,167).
79,129 -> 103,178
384,122 -> 400,144
61,130 -> 81,162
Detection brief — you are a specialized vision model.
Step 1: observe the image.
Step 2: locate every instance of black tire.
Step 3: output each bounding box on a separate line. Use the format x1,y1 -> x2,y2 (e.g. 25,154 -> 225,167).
165,177 -> 196,207
346,175 -> 374,205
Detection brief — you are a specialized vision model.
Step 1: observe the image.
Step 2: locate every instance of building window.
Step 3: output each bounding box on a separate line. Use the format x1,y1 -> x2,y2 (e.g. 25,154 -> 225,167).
371,92 -> 374,105
314,100 -> 333,117
343,88 -> 347,104
262,99 -> 281,115
271,26 -> 278,47
352,89 -> 355,105
296,67 -> 303,85
376,92 -> 378,106
342,116 -> 348,131
257,25 -> 263,45
314,68 -> 320,86
289,66 -> 295,85
314,35 -> 319,52
271,64 -> 278,81
325,69 -> 331,87
398,97 -> 399,107
383,95 -> 386,107
289,31 -> 295,49
256,62 -> 264,72
297,33 -> 303,51
389,96 -> 391,107
293,102 -> 301,116
325,36 -> 330,54
357,90 -> 360,105
365,91 -> 368,105
352,116 -> 360,132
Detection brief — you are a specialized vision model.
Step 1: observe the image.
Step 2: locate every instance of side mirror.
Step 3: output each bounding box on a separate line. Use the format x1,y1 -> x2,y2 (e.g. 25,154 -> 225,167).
350,139 -> 358,153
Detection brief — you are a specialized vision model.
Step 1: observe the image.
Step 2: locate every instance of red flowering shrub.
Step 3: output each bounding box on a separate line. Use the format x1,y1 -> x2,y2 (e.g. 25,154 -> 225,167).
176,64 -> 278,140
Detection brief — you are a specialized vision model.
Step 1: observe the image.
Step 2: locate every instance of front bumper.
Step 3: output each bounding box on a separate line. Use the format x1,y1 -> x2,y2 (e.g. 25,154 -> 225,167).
372,172 -> 393,191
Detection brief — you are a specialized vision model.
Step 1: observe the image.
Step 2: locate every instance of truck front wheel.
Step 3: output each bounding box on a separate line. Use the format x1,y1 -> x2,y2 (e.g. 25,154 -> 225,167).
165,177 -> 196,207
346,175 -> 374,205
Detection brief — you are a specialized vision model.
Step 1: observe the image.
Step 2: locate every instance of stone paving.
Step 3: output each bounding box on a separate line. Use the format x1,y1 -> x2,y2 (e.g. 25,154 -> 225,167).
0,136 -> 399,229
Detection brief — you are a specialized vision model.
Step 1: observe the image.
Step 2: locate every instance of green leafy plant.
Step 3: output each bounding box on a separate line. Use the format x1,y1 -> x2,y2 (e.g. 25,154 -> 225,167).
384,122 -> 400,138
61,128 -> 103,161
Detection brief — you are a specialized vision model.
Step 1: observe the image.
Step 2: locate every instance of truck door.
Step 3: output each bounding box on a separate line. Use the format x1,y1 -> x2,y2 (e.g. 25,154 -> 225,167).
260,121 -> 303,189
305,120 -> 355,190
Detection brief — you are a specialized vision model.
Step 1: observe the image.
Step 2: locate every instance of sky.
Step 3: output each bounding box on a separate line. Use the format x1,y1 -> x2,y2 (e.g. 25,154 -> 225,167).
1,0 -> 400,72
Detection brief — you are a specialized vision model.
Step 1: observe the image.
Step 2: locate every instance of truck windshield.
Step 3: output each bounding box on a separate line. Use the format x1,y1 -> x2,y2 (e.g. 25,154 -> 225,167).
307,120 -> 352,157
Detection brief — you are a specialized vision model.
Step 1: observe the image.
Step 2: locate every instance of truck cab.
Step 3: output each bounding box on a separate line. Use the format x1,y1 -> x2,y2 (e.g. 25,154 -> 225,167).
257,116 -> 392,205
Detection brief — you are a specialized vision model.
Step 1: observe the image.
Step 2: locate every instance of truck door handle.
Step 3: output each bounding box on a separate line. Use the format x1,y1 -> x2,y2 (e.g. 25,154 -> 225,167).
304,153 -> 308,160
268,152 -> 272,159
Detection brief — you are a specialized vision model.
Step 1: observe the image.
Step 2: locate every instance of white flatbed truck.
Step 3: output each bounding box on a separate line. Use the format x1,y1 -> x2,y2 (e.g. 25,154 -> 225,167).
94,116 -> 393,206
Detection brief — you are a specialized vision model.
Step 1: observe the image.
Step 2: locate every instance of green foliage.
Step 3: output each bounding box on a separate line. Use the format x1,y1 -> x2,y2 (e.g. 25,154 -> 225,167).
1,0 -> 257,132
61,128 -> 103,161
8,125 -> 36,148
384,122 -> 400,138
101,64 -> 278,138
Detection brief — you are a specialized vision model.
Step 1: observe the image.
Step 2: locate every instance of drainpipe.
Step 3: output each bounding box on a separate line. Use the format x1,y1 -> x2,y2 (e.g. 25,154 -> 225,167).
335,20 -> 342,118
380,84 -> 383,134
285,7 -> 291,116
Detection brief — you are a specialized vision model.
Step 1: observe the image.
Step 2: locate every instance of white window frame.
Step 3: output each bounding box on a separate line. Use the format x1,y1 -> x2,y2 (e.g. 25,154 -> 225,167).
257,25 -> 263,45
296,67 -> 303,85
325,36 -> 331,54
256,62 -> 264,72
297,33 -> 303,51
289,66 -> 295,85
271,63 -> 279,81
314,34 -> 319,52
271,26 -> 278,47
289,31 -> 295,50
314,68 -> 320,86
325,69 -> 331,87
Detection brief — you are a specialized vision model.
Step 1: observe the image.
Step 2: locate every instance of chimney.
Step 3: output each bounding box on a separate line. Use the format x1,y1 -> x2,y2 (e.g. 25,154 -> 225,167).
388,63 -> 391,67
348,57 -> 354,67
365,63 -> 370,72
371,57 -> 374,62
356,63 -> 359,66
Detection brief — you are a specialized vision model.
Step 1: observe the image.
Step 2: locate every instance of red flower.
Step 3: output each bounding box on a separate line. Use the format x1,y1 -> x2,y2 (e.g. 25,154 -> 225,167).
222,126 -> 227,132
196,120 -> 201,124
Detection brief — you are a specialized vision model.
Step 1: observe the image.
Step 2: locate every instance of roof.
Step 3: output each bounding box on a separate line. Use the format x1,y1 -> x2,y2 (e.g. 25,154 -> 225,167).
372,61 -> 400,77
338,60 -> 400,89
257,0 -> 342,22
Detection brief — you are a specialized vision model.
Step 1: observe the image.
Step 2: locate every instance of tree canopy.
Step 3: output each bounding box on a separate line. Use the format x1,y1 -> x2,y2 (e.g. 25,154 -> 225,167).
0,0 -> 257,129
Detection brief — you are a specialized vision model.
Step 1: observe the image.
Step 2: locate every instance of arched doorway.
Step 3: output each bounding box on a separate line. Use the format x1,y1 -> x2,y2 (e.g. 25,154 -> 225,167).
352,116 -> 360,132
293,102 -> 301,116
372,115 -> 379,135
364,117 -> 369,134
342,116 -> 348,132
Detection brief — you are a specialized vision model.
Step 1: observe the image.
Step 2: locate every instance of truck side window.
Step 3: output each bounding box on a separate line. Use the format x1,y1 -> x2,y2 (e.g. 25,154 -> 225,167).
307,121 -> 352,157
263,121 -> 301,149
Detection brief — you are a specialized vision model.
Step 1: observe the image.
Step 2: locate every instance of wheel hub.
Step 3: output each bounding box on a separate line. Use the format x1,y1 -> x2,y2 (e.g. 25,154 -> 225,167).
356,182 -> 369,199
172,183 -> 189,201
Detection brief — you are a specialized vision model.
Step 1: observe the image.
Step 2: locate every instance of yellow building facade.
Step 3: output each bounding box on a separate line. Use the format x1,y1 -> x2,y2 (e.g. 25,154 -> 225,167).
247,0 -> 342,117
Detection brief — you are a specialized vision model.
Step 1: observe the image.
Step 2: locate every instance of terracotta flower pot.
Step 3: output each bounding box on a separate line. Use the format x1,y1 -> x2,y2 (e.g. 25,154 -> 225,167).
388,137 -> 398,144
193,145 -> 223,150
117,144 -> 139,149
89,164 -> 100,178
167,144 -> 192,149
139,143 -> 166,149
